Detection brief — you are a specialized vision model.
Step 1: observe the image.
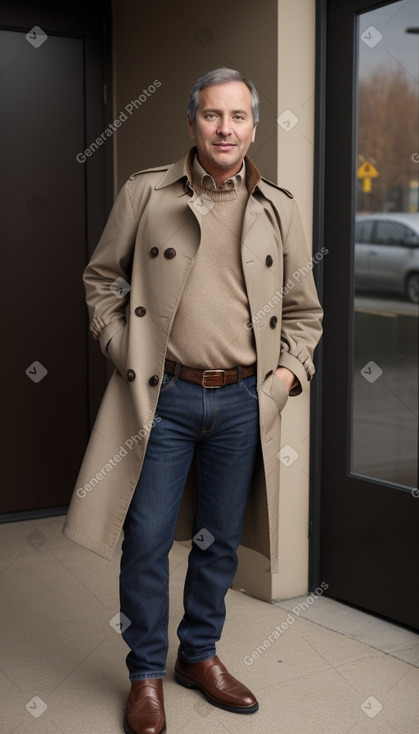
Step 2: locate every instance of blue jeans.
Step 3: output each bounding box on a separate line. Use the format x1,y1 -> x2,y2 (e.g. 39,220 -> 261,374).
119,371 -> 260,680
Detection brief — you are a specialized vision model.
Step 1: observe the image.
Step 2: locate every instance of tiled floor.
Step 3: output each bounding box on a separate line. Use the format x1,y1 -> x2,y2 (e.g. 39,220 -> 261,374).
1,515 -> 418,733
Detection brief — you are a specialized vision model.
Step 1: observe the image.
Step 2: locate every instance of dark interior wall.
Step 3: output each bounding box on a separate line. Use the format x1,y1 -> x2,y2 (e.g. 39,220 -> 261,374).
0,1 -> 111,517
112,0 -> 278,189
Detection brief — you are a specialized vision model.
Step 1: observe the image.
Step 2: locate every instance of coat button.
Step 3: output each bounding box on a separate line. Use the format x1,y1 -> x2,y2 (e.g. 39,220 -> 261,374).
164,247 -> 176,259
266,255 -> 273,267
135,306 -> 146,317
127,369 -> 136,381
150,247 -> 159,258
270,316 -> 278,328
149,374 -> 159,386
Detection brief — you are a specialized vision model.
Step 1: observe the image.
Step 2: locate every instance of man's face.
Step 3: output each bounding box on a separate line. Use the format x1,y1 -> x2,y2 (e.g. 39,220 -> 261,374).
187,81 -> 257,184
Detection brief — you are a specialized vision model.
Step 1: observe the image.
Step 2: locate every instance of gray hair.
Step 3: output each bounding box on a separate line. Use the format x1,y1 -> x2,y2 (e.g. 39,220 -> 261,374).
188,67 -> 259,125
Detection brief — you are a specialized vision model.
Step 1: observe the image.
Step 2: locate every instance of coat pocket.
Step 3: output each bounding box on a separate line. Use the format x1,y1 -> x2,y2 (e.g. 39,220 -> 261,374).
100,319 -> 128,376
261,372 -> 289,414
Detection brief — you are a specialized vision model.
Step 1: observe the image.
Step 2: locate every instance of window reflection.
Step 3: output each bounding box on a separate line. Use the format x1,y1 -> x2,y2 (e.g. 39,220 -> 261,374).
351,0 -> 418,490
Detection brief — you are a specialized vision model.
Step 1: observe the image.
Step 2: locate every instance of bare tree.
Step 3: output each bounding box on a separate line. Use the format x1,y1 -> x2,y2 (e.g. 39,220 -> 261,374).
357,66 -> 418,212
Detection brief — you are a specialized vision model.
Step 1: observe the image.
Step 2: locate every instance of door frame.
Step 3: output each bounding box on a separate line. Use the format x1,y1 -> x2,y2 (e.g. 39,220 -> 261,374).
309,0 -> 419,629
309,0 -> 327,589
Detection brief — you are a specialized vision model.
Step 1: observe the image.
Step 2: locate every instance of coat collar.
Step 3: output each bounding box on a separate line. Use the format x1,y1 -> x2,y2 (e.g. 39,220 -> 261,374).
154,147 -> 262,196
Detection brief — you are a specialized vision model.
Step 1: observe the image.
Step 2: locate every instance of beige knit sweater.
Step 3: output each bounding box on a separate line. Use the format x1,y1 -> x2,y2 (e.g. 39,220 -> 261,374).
166,157 -> 257,369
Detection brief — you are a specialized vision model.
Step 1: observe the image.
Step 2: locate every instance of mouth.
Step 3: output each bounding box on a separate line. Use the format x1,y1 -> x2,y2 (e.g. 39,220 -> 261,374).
213,143 -> 236,152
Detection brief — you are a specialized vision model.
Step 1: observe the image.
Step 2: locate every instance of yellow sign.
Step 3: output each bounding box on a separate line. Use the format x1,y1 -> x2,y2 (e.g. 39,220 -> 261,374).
357,161 -> 379,178
357,161 -> 379,193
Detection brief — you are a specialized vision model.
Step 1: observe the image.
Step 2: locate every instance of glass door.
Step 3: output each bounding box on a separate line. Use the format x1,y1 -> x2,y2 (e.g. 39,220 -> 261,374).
318,0 -> 419,629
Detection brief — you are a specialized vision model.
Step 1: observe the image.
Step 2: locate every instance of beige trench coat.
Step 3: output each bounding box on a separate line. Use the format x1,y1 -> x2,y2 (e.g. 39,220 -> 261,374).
63,149 -> 323,595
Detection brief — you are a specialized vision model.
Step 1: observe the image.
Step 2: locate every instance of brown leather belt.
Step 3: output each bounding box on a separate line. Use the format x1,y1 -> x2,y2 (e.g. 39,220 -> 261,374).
164,359 -> 256,388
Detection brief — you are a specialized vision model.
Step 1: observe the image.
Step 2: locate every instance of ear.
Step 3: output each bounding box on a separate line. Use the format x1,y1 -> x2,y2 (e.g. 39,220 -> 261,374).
251,124 -> 257,143
187,114 -> 195,140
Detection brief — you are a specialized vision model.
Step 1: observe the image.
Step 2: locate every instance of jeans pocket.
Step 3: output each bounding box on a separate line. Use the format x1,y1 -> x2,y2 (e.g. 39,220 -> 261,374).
159,371 -> 175,393
240,374 -> 258,401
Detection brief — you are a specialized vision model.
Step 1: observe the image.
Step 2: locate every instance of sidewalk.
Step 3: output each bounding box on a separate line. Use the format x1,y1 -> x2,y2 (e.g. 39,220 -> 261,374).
1,515 -> 418,733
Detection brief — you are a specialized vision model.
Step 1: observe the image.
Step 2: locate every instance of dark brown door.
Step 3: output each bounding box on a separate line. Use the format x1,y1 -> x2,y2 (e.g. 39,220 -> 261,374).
0,3 -> 110,517
316,0 -> 419,630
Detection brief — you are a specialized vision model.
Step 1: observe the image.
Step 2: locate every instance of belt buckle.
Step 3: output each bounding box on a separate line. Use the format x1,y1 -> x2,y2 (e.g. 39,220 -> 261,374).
202,369 -> 226,388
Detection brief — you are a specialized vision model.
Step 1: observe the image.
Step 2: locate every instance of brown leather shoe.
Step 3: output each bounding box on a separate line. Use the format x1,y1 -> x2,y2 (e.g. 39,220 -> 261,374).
175,654 -> 259,714
123,678 -> 166,734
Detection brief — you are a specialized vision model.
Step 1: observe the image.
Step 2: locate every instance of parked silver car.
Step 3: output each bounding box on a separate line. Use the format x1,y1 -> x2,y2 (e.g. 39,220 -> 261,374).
355,213 -> 419,303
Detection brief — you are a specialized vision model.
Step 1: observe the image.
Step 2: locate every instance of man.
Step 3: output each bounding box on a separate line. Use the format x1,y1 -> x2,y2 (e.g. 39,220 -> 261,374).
63,68 -> 323,734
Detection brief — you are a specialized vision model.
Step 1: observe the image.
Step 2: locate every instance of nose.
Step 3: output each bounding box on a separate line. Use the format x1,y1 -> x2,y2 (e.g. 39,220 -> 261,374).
217,115 -> 232,137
